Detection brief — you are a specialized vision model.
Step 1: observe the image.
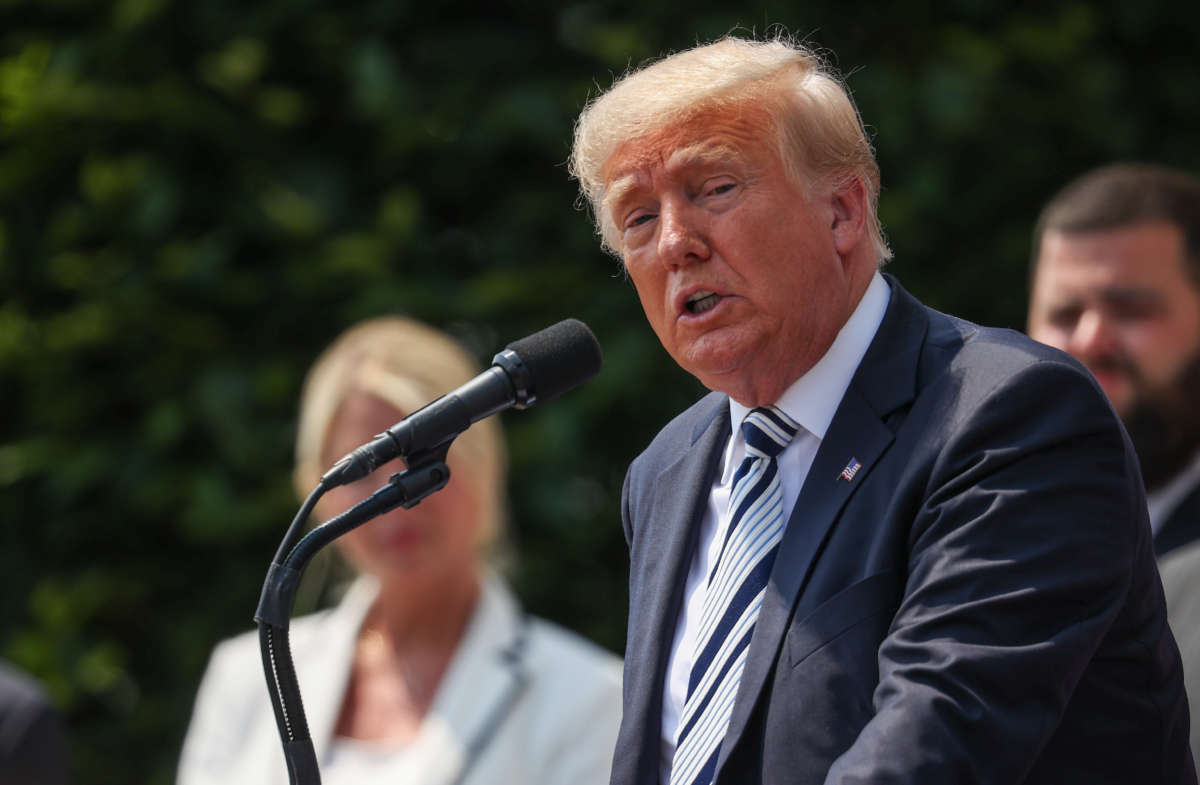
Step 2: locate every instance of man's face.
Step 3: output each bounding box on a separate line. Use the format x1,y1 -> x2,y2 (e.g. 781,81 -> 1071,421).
603,107 -> 868,407
1027,221 -> 1200,419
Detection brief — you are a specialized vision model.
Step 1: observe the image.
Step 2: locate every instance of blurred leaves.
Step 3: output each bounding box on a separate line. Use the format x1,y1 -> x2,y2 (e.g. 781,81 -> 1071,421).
1,1 -> 1199,783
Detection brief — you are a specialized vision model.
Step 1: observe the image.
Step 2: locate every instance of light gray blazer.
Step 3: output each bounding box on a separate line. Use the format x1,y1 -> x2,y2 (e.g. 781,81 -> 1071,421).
177,572 -> 622,785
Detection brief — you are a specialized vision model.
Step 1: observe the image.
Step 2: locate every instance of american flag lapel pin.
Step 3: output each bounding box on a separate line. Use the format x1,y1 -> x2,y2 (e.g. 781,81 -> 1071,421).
838,458 -> 862,482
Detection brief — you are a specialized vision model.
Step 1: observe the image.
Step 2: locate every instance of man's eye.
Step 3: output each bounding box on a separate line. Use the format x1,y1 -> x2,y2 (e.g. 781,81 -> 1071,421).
627,213 -> 656,228
1048,307 -> 1081,328
699,179 -> 737,198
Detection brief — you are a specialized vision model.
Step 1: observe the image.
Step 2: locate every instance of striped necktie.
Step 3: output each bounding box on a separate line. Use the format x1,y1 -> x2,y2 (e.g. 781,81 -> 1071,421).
669,405 -> 800,785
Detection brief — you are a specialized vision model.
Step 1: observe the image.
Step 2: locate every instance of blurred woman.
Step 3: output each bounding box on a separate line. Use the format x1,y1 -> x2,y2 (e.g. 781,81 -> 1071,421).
177,317 -> 622,785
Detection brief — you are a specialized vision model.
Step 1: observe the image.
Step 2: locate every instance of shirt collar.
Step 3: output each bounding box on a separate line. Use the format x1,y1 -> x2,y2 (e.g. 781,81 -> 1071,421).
1147,448 -> 1200,532
728,270 -> 891,443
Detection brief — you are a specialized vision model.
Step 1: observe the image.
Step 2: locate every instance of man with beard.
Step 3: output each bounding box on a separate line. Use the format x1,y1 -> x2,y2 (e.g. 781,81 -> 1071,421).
1027,163 -> 1200,557
1027,162 -> 1200,762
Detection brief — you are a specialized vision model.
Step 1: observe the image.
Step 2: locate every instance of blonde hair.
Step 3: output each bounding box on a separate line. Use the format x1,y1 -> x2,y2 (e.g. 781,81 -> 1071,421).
569,35 -> 889,262
293,317 -> 507,553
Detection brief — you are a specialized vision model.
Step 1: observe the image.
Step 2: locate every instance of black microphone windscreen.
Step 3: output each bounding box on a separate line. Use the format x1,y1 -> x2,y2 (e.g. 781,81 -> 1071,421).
507,319 -> 602,403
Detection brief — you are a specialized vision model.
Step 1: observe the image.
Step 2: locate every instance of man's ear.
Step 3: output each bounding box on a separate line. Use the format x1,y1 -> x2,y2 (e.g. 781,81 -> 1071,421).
829,175 -> 868,256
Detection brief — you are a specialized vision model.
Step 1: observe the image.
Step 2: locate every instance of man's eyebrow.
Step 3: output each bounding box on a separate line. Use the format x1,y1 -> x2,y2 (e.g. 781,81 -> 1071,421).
601,143 -> 749,220
1044,286 -> 1165,313
665,142 -> 746,171
1099,286 -> 1165,306
602,174 -> 643,220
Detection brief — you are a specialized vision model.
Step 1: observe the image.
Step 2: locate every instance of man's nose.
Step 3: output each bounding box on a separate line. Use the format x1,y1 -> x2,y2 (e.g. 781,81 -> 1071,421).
1067,309 -> 1119,361
656,202 -> 710,267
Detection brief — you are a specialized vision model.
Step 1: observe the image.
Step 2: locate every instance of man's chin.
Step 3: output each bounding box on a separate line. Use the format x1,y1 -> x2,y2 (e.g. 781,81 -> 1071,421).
686,362 -> 746,397
676,333 -> 753,380
1122,352 -> 1200,491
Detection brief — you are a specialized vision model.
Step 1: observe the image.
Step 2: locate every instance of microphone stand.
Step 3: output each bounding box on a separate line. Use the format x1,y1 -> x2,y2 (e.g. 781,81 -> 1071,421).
254,452 -> 452,785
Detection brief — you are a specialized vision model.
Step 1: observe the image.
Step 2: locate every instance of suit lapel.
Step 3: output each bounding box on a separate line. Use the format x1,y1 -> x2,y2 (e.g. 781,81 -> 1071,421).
295,576 -> 528,785
410,575 -> 529,785
715,277 -> 928,776
625,401 -> 729,785
1155,478 -> 1200,558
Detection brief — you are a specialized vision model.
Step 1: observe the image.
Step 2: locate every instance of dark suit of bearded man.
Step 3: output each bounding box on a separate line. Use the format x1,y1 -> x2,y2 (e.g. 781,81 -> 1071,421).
569,36 -> 1196,785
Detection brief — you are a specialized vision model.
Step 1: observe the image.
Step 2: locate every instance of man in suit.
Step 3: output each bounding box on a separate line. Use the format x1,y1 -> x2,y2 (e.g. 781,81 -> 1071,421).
569,36 -> 1195,784
1027,162 -> 1200,766
1027,163 -> 1200,559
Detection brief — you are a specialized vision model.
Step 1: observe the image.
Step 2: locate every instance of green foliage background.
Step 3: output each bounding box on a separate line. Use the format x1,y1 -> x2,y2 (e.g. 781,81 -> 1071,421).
2,1 -> 1198,782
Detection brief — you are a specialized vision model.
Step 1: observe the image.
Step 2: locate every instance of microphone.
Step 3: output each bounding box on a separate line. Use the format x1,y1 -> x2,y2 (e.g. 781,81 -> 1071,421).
320,318 -> 602,488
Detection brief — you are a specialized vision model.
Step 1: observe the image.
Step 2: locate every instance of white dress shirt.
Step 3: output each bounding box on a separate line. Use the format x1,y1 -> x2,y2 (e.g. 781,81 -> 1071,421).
658,272 -> 891,783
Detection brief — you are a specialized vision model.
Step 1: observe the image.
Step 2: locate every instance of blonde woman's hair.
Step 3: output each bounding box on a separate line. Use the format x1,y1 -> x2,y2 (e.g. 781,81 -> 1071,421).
293,317 -> 507,554
569,35 -> 890,263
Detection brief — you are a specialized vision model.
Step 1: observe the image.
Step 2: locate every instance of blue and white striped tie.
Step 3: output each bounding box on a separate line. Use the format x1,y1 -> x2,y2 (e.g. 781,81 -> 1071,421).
669,406 -> 800,785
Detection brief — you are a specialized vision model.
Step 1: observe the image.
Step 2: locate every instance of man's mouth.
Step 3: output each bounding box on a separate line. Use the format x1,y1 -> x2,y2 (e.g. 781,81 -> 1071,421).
685,291 -> 722,315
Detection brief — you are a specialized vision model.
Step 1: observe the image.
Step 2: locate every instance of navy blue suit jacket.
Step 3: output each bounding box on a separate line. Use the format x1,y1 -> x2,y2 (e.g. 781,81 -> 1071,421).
611,277 -> 1195,785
